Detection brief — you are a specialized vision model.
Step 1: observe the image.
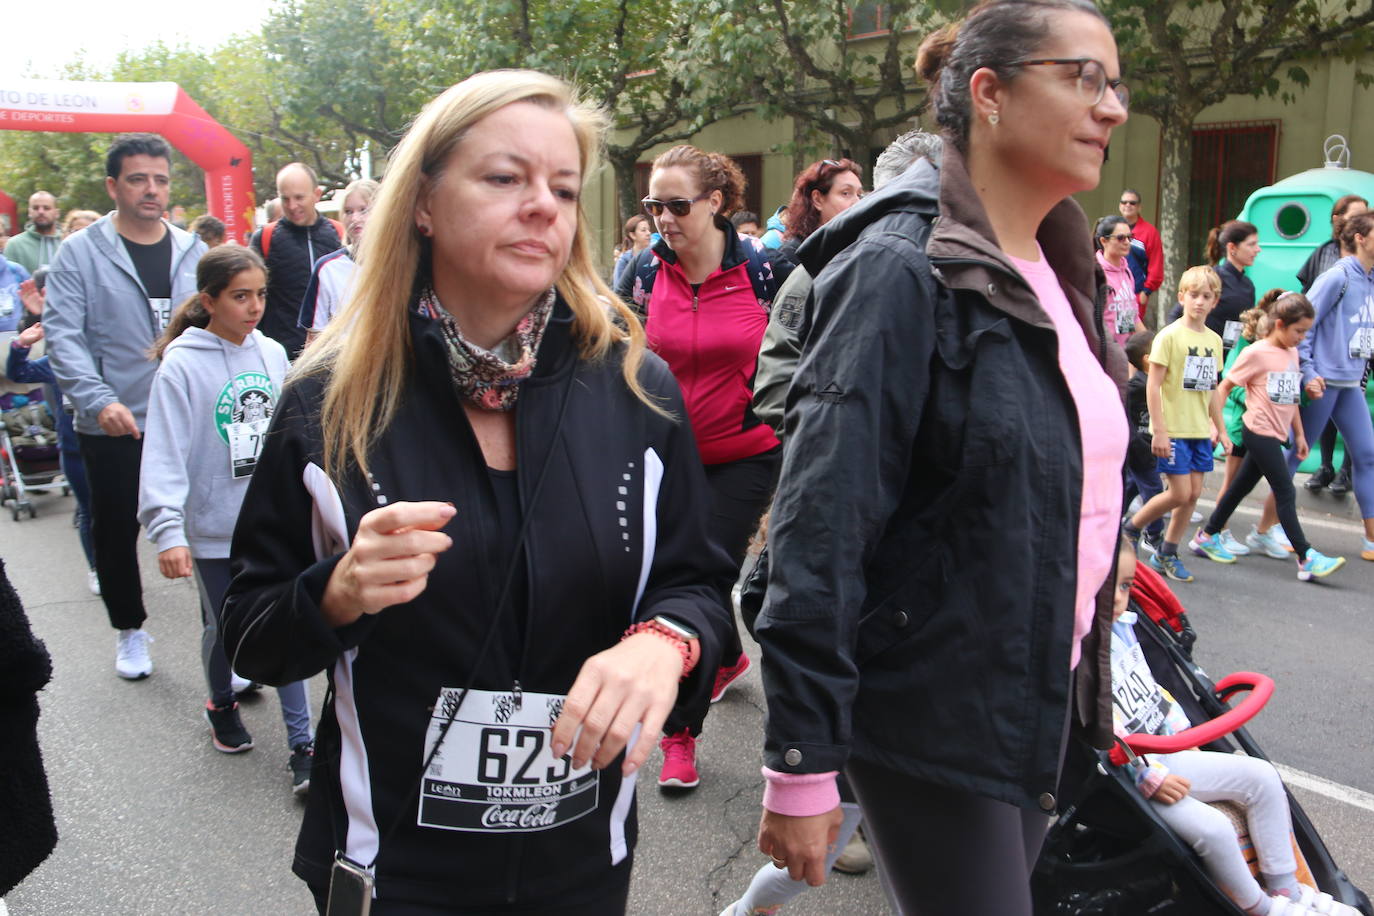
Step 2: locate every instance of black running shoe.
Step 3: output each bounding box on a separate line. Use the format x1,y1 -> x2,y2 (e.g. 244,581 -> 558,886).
1305,466 -> 1335,491
289,741 -> 314,796
1329,466 -> 1353,496
205,701 -> 254,753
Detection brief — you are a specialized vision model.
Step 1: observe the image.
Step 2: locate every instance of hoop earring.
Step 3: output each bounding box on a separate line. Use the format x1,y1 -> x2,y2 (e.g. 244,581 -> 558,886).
988,112 -> 1000,126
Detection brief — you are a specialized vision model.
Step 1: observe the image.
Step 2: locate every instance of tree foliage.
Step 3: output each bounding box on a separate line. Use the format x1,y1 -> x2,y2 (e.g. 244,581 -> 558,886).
693,0 -> 941,170
1103,0 -> 1374,321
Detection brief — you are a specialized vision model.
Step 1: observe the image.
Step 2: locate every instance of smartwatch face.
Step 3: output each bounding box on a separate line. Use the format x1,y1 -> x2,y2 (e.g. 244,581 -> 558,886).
653,615 -> 699,641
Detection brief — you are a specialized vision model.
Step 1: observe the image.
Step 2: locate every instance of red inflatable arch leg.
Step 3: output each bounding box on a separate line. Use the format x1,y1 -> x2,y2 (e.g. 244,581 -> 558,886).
0,80 -> 254,243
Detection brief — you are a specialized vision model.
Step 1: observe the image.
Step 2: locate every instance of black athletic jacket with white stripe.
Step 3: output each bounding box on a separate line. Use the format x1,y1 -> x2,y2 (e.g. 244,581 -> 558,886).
221,298 -> 733,910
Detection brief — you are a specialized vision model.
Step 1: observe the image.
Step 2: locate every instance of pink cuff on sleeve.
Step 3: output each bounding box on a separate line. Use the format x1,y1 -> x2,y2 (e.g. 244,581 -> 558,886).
761,767 -> 841,817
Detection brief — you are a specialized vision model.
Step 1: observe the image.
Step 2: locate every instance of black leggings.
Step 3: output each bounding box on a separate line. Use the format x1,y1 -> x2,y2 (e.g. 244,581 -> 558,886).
1206,427 -> 1310,558
846,757 -> 1050,916
1318,421 -> 1353,473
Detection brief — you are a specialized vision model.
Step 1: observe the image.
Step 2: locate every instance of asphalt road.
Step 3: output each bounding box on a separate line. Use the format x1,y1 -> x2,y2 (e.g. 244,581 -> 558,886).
2,474 -> 1370,915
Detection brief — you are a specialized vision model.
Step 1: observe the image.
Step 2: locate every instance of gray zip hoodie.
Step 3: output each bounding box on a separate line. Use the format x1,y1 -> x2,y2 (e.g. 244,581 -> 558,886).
138,327 -> 289,558
43,213 -> 205,435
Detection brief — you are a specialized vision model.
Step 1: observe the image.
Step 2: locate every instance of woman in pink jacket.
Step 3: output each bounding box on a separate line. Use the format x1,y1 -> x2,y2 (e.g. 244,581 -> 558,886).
1096,214 -> 1145,345
616,144 -> 778,792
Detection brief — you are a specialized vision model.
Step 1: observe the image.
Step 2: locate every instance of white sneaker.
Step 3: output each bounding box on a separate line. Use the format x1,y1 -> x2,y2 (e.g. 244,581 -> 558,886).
1246,525 -> 1289,560
1190,510 -> 1203,524
115,629 -> 153,679
230,671 -> 261,696
87,569 -> 101,595
1268,886 -> 1363,916
1218,529 -> 1250,556
1293,883 -> 1362,915
1271,524 -> 1295,552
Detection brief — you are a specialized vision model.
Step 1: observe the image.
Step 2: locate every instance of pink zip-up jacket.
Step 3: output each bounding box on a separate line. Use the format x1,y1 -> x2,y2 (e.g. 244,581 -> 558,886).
635,232 -> 780,466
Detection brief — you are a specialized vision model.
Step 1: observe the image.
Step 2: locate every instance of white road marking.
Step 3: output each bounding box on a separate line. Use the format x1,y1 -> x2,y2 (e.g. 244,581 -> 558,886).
1194,497 -> 1366,535
1275,764 -> 1374,814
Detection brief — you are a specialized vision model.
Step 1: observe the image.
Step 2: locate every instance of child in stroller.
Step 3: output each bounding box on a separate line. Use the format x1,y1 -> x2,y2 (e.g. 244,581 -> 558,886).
1111,547 -> 1357,916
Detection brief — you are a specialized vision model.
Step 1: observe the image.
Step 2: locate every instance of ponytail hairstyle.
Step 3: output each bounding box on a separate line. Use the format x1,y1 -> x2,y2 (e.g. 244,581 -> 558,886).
1247,288 -> 1314,341
915,0 -> 1108,151
1204,220 -> 1258,265
783,157 -> 864,242
1094,214 -> 1128,252
620,214 -> 649,251
651,145 -> 746,231
1337,210 -> 1374,255
1330,194 -> 1368,239
149,245 -> 268,361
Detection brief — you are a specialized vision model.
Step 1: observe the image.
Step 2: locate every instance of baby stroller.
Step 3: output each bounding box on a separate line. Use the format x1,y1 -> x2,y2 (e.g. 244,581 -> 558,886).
0,388 -> 64,521
1032,562 -> 1371,915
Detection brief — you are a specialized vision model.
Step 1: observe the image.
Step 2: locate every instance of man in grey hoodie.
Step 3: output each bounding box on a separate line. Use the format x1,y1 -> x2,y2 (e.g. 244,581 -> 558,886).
3,192 -> 62,275
43,133 -> 206,680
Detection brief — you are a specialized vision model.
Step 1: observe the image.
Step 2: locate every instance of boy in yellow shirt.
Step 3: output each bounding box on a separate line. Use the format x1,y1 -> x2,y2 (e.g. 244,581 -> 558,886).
1123,266 -> 1231,581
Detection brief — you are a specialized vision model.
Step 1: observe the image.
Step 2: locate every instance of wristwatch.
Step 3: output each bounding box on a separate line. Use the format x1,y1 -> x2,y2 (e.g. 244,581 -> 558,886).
623,615 -> 701,679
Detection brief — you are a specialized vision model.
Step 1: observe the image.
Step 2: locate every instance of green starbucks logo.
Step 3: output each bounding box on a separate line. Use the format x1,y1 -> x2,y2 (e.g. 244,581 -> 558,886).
215,371 -> 276,443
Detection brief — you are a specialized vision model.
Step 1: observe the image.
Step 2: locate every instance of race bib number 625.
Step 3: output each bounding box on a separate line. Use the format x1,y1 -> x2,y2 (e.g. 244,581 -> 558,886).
417,687 -> 599,834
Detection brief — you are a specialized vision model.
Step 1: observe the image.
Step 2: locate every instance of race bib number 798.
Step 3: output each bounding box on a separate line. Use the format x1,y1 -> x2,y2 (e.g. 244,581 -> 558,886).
417,687 -> 598,834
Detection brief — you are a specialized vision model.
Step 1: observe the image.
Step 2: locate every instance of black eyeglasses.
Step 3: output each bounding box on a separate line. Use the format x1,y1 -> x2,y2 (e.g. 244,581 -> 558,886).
641,192 -> 710,218
1008,58 -> 1130,109
1108,232 -> 1133,241
1120,199 -> 1140,206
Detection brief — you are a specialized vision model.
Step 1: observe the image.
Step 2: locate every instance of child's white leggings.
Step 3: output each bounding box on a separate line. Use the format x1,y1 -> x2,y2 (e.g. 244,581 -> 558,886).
1151,750 -> 1297,910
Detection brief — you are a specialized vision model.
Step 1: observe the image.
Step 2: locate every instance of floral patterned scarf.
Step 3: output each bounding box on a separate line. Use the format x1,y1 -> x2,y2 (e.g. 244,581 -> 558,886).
416,288 -> 556,411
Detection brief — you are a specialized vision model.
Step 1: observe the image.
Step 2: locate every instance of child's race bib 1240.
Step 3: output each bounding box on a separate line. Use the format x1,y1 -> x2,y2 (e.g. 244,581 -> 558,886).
1182,353 -> 1217,391
417,687 -> 599,834
1349,327 -> 1374,360
1266,370 -> 1301,405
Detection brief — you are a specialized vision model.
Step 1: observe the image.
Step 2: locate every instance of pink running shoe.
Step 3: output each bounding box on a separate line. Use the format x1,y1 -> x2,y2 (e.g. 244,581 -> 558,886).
710,652 -> 752,703
657,730 -> 700,788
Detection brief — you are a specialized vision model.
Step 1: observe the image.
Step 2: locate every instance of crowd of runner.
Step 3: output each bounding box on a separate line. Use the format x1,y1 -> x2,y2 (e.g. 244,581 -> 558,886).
3,0 -> 1373,913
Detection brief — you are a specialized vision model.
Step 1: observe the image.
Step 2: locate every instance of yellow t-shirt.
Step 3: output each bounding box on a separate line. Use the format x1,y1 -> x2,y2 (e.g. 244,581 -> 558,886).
1148,320 -> 1224,439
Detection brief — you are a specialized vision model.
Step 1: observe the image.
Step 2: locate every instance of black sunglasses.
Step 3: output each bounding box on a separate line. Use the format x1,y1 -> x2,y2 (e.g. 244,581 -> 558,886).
641,192 -> 710,218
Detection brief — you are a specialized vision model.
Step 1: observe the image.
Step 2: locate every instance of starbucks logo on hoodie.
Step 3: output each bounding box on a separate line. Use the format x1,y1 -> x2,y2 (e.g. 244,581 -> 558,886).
215,370 -> 276,443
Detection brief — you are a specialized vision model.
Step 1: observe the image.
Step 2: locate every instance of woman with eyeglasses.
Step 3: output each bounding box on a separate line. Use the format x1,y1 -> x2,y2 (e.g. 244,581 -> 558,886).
615,145 -> 778,794
1096,214 -> 1145,345
752,1 -> 1130,911
770,158 -> 864,288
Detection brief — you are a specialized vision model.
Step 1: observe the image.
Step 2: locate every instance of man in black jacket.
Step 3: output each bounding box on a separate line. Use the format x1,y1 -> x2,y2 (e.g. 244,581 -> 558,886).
249,163 -> 341,356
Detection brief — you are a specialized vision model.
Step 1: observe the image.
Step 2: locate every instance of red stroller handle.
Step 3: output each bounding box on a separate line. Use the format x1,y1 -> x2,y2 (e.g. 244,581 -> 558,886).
1108,672 -> 1274,766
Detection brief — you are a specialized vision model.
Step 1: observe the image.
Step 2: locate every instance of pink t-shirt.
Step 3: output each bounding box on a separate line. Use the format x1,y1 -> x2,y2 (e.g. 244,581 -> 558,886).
1096,250 -> 1140,345
1225,340 -> 1302,440
1010,250 -> 1128,669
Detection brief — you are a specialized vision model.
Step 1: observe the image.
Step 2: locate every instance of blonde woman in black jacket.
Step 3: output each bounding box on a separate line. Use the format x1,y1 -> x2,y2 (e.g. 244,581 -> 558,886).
222,71 -> 734,915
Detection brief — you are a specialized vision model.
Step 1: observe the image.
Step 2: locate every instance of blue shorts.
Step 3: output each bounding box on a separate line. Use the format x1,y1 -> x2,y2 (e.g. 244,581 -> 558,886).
1157,437 -> 1214,476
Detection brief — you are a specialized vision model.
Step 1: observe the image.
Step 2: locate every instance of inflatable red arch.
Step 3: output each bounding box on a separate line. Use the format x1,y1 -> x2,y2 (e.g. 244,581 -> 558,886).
0,80 -> 254,243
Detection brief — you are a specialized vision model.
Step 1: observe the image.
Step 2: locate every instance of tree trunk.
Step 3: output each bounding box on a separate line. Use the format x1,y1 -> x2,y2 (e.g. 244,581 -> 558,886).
1155,112 -> 1195,328
607,147 -> 642,230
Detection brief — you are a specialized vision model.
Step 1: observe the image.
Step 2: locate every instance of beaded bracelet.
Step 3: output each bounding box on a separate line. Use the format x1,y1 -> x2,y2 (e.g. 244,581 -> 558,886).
622,621 -> 699,680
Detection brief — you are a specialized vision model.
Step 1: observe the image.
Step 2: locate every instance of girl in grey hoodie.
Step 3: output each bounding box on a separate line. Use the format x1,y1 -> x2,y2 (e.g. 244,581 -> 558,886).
137,247 -> 314,791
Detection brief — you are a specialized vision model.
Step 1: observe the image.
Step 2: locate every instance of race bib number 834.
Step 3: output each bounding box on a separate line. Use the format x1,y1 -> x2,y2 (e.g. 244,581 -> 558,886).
418,687 -> 598,834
